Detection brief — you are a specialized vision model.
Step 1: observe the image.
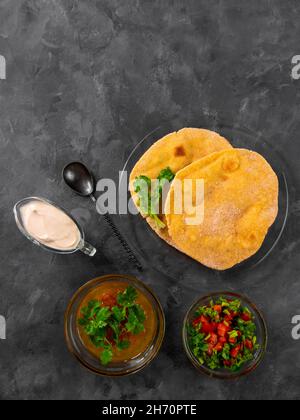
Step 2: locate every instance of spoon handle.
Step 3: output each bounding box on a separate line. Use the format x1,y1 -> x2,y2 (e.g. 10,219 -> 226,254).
103,213 -> 143,271
90,195 -> 142,271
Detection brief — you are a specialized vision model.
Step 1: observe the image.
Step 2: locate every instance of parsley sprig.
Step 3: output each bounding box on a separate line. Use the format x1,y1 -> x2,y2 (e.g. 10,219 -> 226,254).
134,167 -> 175,229
78,286 -> 146,365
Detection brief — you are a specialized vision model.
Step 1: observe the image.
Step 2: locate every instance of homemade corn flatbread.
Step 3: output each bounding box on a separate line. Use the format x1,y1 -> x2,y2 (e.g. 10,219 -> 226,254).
165,149 -> 279,270
129,128 -> 232,244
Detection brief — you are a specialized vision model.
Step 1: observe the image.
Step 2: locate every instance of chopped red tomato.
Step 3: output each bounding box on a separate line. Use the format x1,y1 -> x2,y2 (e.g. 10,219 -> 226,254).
101,293 -> 117,308
214,342 -> 224,352
217,323 -> 230,337
192,316 -> 202,327
213,305 -> 222,313
224,311 -> 238,322
208,333 -> 218,346
218,336 -> 227,345
199,316 -> 215,334
188,297 -> 259,372
241,313 -> 251,322
210,322 -> 219,332
244,339 -> 253,350
230,345 -> 241,359
200,315 -> 209,324
201,323 -> 213,334
207,343 -> 214,356
224,315 -> 233,323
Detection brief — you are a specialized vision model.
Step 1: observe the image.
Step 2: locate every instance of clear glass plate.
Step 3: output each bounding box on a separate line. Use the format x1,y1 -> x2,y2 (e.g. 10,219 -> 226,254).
119,124 -> 289,280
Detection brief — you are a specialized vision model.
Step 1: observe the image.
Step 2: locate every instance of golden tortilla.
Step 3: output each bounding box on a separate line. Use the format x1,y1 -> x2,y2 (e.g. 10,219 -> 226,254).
165,149 -> 279,270
129,128 -> 232,243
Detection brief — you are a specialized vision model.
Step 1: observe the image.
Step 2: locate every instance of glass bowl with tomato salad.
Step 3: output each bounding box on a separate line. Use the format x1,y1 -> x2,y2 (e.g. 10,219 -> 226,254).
64,274 -> 165,376
183,292 -> 267,379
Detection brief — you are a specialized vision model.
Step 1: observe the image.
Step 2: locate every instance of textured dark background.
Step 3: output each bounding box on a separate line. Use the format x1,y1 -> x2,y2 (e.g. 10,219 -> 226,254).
0,0 -> 300,400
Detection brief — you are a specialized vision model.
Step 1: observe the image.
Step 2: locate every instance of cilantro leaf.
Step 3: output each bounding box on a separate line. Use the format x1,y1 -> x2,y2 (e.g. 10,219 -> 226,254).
134,167 -> 174,229
101,348 -> 113,365
222,343 -> 230,361
152,214 -> 166,229
158,167 -> 175,183
117,286 -> 138,307
117,340 -> 130,350
133,175 -> 151,215
90,328 -> 106,348
95,307 -> 111,326
112,305 -> 125,323
126,305 -> 146,335
132,303 -> 146,323
78,317 -> 88,327
77,286 -> 146,367
108,319 -> 121,342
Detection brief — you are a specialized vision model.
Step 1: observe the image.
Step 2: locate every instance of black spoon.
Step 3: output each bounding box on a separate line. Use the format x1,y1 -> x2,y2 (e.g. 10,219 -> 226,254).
63,162 -> 142,271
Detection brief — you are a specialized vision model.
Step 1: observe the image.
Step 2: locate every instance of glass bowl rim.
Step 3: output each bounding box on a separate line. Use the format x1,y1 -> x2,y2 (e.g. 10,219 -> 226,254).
13,196 -> 84,255
64,273 -> 166,376
182,291 -> 268,380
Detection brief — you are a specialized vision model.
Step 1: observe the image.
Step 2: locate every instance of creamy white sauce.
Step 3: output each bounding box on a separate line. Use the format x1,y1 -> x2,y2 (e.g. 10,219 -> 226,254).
20,201 -> 80,251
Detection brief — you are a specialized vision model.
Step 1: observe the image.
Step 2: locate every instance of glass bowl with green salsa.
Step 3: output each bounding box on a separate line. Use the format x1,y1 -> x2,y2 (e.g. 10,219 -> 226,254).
183,292 -> 267,379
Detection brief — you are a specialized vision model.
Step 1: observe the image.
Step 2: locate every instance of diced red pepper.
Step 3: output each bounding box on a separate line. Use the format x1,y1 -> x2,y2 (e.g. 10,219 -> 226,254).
218,336 -> 227,345
208,333 -> 218,346
217,323 -> 230,337
190,298 -> 257,371
200,315 -> 209,324
207,343 -> 214,356
201,323 -> 213,334
241,313 -> 251,322
225,311 -> 238,322
244,339 -> 253,350
224,314 -> 233,323
192,316 -> 203,327
230,345 -> 241,359
228,336 -> 237,344
213,305 -> 222,313
198,316 -> 215,334
210,322 -> 218,332
214,342 -> 224,352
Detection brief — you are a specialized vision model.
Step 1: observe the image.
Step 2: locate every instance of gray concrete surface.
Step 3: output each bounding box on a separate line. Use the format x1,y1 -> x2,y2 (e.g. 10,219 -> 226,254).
0,0 -> 300,400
